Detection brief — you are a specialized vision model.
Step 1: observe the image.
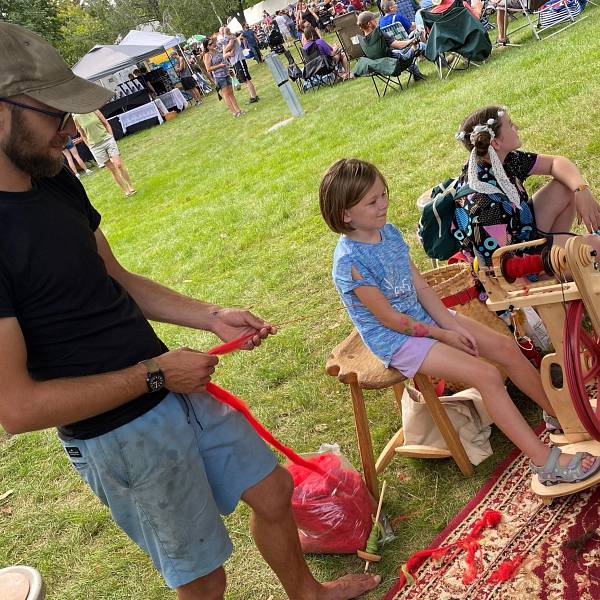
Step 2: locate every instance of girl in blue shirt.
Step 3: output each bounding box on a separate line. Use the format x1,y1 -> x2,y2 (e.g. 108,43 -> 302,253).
319,158 -> 600,486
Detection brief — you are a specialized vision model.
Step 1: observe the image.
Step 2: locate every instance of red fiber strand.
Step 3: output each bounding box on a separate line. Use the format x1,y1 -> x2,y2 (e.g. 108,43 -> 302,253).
502,254 -> 544,281
206,334 -> 325,475
206,382 -> 324,474
396,509 -> 502,589
207,334 -> 256,356
488,554 -> 525,583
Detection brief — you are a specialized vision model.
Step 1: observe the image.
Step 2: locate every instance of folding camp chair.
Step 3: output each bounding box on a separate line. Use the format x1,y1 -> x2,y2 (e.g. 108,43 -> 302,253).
297,41 -> 338,93
421,0 -> 492,79
355,27 -> 415,96
380,21 -> 410,41
332,12 -> 365,61
500,0 -> 589,41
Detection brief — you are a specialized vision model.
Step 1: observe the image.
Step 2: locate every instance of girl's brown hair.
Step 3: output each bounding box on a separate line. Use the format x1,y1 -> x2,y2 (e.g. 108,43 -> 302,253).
459,105 -> 504,157
319,159 -> 388,234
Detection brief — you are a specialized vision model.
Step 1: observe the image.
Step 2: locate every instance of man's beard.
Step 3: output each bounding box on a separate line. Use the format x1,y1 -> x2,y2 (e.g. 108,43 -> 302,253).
1,109 -> 65,179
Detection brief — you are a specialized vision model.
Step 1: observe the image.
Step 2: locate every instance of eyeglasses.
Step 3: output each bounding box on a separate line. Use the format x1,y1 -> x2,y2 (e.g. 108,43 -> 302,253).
0,98 -> 72,131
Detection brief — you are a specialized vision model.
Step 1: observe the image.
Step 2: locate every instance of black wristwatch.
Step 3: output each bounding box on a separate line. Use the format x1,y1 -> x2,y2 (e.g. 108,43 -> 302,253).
141,358 -> 165,393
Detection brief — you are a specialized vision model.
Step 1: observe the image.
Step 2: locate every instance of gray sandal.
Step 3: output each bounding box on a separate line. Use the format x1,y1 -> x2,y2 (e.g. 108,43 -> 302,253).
543,411 -> 563,434
530,446 -> 600,486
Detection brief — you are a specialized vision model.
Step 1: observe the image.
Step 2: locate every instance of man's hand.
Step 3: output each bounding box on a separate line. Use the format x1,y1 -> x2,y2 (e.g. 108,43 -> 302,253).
155,348 -> 219,393
211,308 -> 277,350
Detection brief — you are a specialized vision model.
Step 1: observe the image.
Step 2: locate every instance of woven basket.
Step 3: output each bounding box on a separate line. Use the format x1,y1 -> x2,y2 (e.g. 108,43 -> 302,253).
421,263 -> 511,391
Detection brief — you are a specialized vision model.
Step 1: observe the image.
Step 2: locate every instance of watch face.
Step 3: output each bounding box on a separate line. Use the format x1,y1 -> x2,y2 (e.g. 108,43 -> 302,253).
147,372 -> 165,392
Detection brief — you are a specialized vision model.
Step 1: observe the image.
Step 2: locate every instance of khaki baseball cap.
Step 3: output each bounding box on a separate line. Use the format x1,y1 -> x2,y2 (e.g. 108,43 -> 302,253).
0,22 -> 113,112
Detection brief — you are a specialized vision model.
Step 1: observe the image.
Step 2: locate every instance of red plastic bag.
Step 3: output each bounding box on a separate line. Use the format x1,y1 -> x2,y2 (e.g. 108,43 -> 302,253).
287,450 -> 373,554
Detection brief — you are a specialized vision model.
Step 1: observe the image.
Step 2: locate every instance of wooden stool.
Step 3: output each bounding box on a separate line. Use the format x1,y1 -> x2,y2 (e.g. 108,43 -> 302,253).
326,330 -> 473,498
0,566 -> 45,600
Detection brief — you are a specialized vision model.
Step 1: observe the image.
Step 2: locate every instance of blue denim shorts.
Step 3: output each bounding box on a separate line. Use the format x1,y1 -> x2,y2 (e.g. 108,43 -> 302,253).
60,392 -> 277,588
215,75 -> 232,90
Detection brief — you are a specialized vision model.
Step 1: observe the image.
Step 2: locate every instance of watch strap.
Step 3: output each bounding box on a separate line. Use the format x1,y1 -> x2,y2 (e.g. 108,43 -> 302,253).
141,358 -> 160,374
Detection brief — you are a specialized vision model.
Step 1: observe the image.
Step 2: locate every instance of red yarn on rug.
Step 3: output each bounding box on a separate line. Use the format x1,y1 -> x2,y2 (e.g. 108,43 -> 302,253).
487,555 -> 525,583
397,509 -> 503,589
288,453 -> 373,553
206,334 -> 325,475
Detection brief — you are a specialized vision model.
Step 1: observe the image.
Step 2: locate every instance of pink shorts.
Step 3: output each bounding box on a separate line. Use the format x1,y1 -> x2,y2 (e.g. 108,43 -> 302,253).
389,337 -> 438,378
389,309 -> 456,378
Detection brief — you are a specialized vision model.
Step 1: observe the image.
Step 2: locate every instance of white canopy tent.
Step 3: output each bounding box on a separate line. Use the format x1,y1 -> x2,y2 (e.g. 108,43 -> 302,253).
72,44 -> 164,81
227,16 -> 243,33
244,0 -> 293,25
119,30 -> 185,49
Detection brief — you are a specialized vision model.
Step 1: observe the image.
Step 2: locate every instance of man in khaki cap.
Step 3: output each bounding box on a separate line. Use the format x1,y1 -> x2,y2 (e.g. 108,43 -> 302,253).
356,10 -> 426,80
0,23 -> 379,600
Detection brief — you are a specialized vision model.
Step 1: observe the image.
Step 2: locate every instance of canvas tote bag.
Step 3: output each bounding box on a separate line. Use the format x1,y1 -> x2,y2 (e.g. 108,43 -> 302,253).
401,385 -> 494,466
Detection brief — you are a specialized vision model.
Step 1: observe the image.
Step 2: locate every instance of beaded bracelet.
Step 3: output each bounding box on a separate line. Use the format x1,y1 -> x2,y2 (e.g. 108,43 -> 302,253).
574,183 -> 590,193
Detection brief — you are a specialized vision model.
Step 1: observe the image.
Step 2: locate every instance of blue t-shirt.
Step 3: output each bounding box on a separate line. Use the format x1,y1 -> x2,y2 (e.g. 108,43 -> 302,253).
379,12 -> 412,33
242,29 -> 257,46
332,223 -> 434,366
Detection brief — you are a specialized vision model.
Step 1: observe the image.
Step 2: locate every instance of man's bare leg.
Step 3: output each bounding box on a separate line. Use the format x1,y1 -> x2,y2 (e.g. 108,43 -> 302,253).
246,80 -> 258,99
242,465 -> 380,600
176,566 -> 226,600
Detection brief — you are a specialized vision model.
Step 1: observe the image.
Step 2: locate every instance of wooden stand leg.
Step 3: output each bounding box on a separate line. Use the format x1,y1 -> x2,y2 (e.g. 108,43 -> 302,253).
413,374 -> 473,477
375,382 -> 407,474
392,382 -> 405,412
350,381 -> 379,499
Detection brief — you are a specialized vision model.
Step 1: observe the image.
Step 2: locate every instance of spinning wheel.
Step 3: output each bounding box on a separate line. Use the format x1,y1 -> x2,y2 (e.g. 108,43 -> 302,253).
477,235 -> 600,503
565,300 -> 600,441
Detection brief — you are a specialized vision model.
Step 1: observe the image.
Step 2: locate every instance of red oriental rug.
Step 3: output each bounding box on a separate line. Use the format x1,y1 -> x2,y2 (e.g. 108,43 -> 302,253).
383,430 -> 600,600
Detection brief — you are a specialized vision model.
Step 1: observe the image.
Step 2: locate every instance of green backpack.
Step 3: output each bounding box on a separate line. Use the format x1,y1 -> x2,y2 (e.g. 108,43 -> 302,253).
417,178 -> 473,260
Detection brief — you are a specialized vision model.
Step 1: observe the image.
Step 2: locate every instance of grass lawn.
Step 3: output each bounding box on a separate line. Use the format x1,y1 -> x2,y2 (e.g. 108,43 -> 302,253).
2,11 -> 600,599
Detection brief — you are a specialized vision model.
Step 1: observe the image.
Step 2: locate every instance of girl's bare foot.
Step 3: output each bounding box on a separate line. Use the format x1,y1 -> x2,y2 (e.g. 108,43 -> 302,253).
533,448 -> 597,471
559,452 -> 597,470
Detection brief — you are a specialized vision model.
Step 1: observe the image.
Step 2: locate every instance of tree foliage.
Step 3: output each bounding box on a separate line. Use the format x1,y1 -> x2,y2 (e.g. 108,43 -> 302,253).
0,0 -> 254,65
0,0 -> 63,45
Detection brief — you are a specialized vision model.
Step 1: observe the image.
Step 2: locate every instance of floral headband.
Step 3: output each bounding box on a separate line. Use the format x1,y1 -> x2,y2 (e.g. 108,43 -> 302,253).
456,107 -> 521,208
455,107 -> 507,143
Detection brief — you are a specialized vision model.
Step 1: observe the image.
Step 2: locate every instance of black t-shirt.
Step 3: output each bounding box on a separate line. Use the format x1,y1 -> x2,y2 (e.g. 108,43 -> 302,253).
0,167 -> 168,439
302,9 -> 319,27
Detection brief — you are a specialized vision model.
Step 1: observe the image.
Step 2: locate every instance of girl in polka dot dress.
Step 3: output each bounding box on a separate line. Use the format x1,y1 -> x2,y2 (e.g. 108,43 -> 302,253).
453,105 -> 600,267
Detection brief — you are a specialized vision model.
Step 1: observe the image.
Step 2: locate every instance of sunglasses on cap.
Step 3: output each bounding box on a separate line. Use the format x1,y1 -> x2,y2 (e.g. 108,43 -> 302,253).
0,98 -> 72,131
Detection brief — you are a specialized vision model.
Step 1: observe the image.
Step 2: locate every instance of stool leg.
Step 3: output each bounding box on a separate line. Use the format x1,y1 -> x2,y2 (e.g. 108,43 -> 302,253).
350,381 -> 379,498
413,374 -> 473,477
392,382 -> 405,412
374,382 -> 407,474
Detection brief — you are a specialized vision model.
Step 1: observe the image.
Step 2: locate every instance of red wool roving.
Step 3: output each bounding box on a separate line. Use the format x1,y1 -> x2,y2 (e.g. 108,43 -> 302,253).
488,555 -> 525,583
206,334 -> 325,475
287,453 -> 373,554
396,509 -> 503,589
